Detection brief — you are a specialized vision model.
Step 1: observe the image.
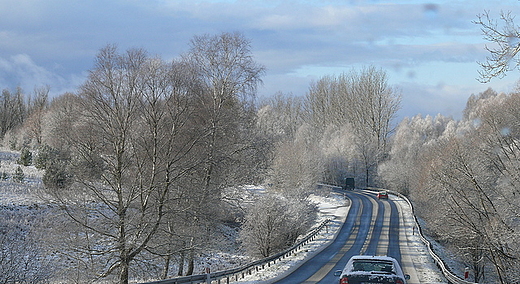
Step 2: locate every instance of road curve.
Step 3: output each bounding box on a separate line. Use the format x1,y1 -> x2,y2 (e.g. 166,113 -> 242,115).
271,190 -> 416,284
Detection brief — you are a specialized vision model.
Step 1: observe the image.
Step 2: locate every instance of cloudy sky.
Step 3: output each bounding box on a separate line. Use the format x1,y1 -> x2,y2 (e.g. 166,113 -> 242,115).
1,0 -> 519,119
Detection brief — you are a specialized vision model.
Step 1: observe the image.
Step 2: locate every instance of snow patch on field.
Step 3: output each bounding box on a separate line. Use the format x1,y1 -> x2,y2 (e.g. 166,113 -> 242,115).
0,149 -> 457,283
0,149 -> 46,205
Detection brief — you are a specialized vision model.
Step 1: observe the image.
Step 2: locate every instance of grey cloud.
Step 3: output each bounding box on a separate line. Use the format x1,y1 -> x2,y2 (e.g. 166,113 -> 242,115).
0,54 -> 82,95
0,0 -> 518,118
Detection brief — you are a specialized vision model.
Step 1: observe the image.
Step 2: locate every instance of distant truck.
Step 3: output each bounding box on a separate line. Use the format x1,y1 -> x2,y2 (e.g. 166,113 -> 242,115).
343,178 -> 355,190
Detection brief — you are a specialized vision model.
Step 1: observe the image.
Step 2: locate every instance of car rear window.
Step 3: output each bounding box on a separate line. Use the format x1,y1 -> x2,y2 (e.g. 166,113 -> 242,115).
352,260 -> 395,274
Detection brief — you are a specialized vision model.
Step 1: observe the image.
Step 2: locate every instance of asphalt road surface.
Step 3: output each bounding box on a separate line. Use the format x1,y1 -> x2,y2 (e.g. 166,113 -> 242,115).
271,190 -> 422,284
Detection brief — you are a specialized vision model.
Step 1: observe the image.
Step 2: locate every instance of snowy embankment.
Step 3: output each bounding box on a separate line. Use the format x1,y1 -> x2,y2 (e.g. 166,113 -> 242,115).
231,191 -> 449,284
0,148 -> 461,283
0,150 -> 45,205
228,191 -> 350,283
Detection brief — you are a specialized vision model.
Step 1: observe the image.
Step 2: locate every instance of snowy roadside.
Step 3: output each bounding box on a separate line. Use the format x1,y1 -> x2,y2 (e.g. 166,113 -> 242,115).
390,194 -> 447,284
229,191 -> 350,283
231,191 -> 448,284
0,147 -> 454,284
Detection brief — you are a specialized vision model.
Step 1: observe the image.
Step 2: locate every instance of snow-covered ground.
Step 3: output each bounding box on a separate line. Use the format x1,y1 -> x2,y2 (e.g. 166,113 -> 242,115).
0,149 -> 46,205
227,192 -> 350,283
0,149 -> 459,283
227,192 -> 448,284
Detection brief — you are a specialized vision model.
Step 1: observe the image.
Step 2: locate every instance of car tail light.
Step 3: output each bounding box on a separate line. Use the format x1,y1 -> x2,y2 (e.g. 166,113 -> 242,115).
339,277 -> 349,284
396,279 -> 404,284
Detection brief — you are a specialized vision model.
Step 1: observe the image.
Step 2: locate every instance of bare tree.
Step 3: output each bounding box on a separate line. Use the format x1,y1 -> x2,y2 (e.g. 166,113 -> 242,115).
23,85 -> 50,146
44,45 -> 204,284
41,92 -> 82,150
475,10 -> 520,82
304,66 -> 401,186
240,193 -> 316,258
0,87 -> 26,140
171,33 -> 265,273
183,31 -> 265,194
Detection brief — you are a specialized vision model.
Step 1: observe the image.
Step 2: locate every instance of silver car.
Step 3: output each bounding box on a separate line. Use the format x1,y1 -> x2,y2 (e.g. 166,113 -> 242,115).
334,255 -> 410,284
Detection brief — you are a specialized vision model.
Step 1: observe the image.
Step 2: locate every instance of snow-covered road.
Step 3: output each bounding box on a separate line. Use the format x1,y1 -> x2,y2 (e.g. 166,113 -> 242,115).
233,190 -> 447,284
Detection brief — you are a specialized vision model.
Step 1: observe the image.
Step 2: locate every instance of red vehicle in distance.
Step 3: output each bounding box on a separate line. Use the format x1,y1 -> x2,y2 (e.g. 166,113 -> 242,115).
377,191 -> 389,199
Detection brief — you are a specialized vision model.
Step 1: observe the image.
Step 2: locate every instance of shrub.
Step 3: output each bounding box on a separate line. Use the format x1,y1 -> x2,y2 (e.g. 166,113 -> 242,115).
13,166 -> 24,183
34,145 -> 57,170
17,148 -> 32,166
43,161 -> 73,190
240,193 -> 317,258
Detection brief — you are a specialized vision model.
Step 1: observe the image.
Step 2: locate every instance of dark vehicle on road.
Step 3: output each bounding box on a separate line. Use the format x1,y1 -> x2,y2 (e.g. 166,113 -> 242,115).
343,177 -> 355,190
334,255 -> 409,284
377,191 -> 389,199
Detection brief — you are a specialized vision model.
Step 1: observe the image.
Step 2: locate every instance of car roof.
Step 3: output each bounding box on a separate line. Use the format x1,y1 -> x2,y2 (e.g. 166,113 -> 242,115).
342,255 -> 406,277
350,255 -> 395,262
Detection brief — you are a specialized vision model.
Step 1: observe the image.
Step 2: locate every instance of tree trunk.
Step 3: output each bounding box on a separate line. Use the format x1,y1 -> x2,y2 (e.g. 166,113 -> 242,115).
177,250 -> 185,276
186,249 -> 195,276
119,260 -> 129,284
162,255 -> 171,279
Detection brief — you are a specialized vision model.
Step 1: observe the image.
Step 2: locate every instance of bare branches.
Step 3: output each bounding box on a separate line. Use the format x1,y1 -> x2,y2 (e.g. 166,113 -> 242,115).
304,66 -> 401,186
475,10 -> 520,82
38,33 -> 267,283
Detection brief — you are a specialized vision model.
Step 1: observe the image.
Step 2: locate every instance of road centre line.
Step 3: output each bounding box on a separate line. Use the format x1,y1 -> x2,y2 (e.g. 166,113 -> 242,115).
301,193 -> 366,283
360,194 -> 379,255
376,200 -> 392,256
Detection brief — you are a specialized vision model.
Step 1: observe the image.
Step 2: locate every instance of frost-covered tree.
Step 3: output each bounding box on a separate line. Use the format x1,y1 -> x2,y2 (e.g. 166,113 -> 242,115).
304,66 -> 401,187
475,10 -> 520,82
240,193 -> 316,258
269,123 -> 323,197
319,123 -> 360,185
257,92 -> 305,143
405,89 -> 520,283
378,114 -> 456,194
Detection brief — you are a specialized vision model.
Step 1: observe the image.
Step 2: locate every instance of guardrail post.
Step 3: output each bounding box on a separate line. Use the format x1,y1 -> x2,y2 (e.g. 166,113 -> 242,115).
205,267 -> 210,284
140,218 -> 333,284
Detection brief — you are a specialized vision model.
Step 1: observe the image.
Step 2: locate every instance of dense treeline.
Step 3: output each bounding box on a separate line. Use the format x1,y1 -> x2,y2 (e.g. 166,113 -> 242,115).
1,33 -> 272,283
379,88 -> 520,283
5,28 -> 519,284
0,32 -> 401,283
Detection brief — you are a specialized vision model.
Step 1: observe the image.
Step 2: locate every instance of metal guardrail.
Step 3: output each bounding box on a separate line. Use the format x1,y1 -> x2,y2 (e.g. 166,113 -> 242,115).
143,185 -> 477,284
142,218 -> 331,284
367,187 -> 478,284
